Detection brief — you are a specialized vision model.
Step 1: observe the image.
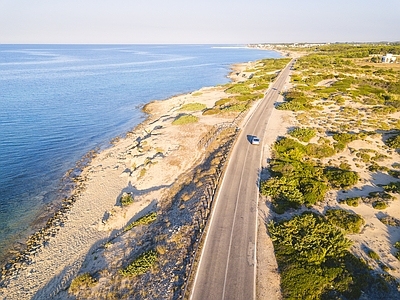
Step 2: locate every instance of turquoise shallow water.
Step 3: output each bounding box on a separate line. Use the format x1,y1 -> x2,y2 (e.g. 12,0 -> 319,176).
0,44 -> 280,263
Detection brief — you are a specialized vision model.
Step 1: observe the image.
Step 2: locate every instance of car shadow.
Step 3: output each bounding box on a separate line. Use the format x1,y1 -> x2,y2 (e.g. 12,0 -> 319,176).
246,134 -> 256,144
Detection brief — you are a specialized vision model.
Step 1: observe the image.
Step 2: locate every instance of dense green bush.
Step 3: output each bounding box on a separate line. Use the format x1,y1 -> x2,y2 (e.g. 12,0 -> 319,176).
261,136 -> 359,212
277,90 -> 314,111
394,242 -> 400,260
119,250 -> 157,277
343,197 -> 360,207
373,201 -> 388,210
274,137 -> 306,160
260,176 -> 304,213
388,170 -> 400,178
332,132 -> 359,150
325,209 -> 364,233
324,167 -> 359,189
305,143 -> 336,158
261,157 -> 329,212
268,212 -> 374,299
269,213 -> 352,266
386,134 -> 400,149
288,127 -> 316,142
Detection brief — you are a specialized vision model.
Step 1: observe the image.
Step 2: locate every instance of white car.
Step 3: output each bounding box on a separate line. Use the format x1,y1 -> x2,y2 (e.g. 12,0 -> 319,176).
251,136 -> 260,145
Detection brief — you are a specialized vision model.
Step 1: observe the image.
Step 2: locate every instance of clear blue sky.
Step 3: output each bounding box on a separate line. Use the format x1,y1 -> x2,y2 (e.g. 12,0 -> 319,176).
1,0 -> 399,44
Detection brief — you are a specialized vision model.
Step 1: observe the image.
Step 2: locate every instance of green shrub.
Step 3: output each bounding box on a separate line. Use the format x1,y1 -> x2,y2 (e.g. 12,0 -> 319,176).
333,132 -> 359,146
288,127 -> 316,142
124,212 -> 157,231
223,103 -> 248,112
324,167 -> 359,189
344,197 -> 360,207
172,114 -> 199,125
267,212 -> 374,299
383,181 -> 400,193
69,273 -> 96,293
225,83 -> 251,94
368,162 -> 389,172
179,102 -> 206,111
260,176 -> 304,213
305,143 -> 336,158
274,137 -> 306,160
368,250 -> 380,261
392,163 -> 400,169
214,98 -> 232,107
388,170 -> 400,178
357,152 -> 371,163
325,209 -> 365,234
202,108 -> 220,115
373,201 -> 388,210
300,178 -> 329,206
119,250 -> 157,277
386,134 -> 400,149
120,192 -> 134,206
269,213 -> 352,266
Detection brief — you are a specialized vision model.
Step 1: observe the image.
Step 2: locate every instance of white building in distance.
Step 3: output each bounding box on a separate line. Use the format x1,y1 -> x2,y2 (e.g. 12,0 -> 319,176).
382,53 -> 397,63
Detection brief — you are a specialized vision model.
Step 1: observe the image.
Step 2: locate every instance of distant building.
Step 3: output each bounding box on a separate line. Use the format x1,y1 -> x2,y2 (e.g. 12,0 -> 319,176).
382,53 -> 397,63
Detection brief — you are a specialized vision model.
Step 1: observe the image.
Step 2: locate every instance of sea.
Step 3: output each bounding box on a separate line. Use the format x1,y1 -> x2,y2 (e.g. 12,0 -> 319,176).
0,44 -> 280,264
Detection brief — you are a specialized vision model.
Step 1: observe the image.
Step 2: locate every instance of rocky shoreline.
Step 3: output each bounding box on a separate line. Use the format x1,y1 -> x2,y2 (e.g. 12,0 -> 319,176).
0,148 -> 99,286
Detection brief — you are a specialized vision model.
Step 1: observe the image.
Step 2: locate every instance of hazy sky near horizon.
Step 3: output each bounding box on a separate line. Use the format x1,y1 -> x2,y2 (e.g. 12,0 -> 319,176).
1,0 -> 399,44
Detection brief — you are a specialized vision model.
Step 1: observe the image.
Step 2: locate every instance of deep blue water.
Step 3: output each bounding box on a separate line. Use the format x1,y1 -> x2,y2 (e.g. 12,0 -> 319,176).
0,44 -> 280,262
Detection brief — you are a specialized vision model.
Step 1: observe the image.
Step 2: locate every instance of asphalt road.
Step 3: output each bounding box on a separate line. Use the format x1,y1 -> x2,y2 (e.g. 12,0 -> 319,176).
190,59 -> 294,300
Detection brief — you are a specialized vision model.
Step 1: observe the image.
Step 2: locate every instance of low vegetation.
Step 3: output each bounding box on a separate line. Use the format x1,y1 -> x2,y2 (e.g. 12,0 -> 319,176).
124,212 -> 157,231
325,209 -> 364,234
119,250 -> 157,277
260,136 -> 359,213
203,58 -> 291,116
268,212 -> 377,299
120,192 -> 134,206
288,127 -> 316,142
172,114 -> 199,125
262,43 -> 400,298
342,197 -> 361,207
179,102 -> 206,111
69,273 -> 97,294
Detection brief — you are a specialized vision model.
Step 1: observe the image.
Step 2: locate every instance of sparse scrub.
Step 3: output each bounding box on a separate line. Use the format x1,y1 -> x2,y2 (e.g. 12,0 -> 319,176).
179,103 -> 206,111
386,134 -> 400,149
383,181 -> 400,193
124,212 -> 157,231
368,249 -> 380,261
120,192 -> 134,206
172,114 -> 199,125
69,273 -> 97,294
202,108 -> 220,115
